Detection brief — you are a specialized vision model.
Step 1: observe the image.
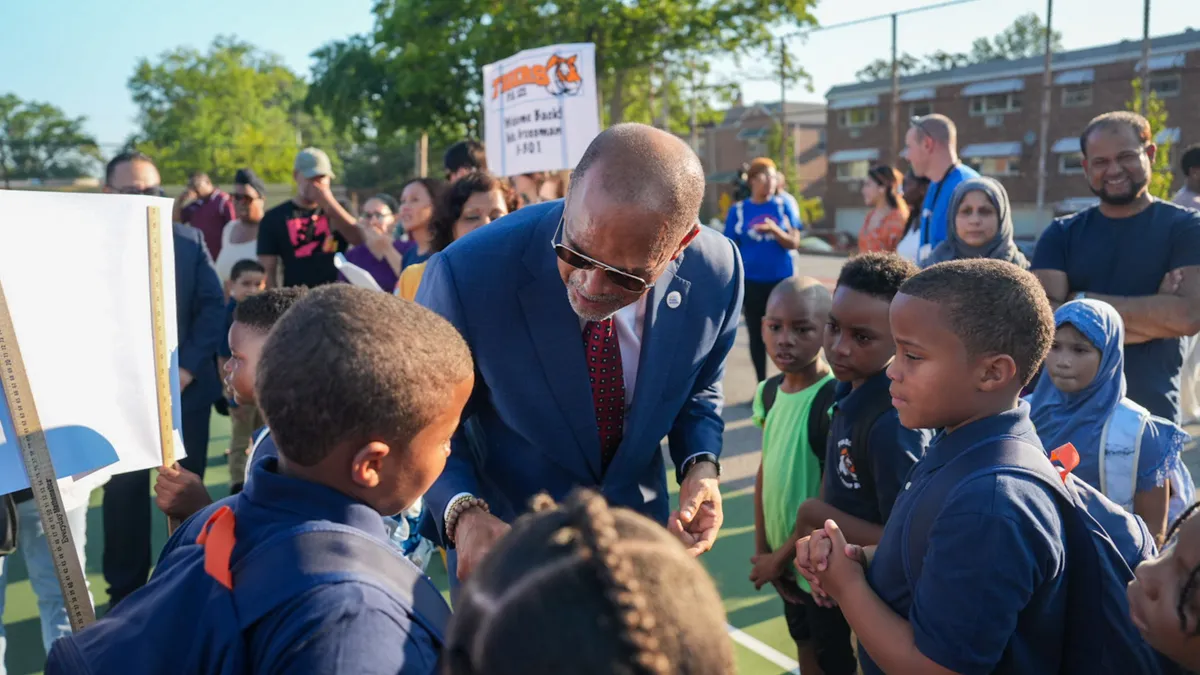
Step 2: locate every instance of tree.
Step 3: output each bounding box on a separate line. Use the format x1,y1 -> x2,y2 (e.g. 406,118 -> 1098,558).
0,93 -> 101,186
1128,79 -> 1174,200
127,36 -> 346,184
307,0 -> 816,147
854,13 -> 1063,82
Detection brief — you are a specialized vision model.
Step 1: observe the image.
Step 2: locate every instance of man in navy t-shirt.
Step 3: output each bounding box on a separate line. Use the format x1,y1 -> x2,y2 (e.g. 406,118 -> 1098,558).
1032,111 -> 1200,422
905,115 -> 979,262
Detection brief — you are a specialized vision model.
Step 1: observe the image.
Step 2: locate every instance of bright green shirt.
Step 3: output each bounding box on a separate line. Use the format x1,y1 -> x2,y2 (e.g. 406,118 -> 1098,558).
753,374 -> 834,591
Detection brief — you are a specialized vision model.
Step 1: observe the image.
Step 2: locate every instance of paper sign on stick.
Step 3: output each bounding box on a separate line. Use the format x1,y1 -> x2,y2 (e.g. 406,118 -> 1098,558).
482,43 -> 600,177
0,191 -> 184,495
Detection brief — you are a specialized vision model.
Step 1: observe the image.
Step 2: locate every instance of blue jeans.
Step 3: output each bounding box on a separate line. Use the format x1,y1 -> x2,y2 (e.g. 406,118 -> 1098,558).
0,499 -> 90,674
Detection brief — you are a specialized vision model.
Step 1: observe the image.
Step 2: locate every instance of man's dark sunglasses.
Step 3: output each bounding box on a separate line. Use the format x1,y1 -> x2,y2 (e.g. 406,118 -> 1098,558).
113,185 -> 166,197
552,216 -> 653,294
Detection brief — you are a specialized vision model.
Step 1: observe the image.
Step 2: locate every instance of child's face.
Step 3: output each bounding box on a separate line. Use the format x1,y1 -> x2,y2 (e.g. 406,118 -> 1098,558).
366,374 -> 474,516
824,287 -> 895,386
887,293 -> 988,431
230,271 -> 266,303
224,322 -> 268,405
762,293 -> 825,374
1129,512 -> 1200,670
1045,323 -> 1101,394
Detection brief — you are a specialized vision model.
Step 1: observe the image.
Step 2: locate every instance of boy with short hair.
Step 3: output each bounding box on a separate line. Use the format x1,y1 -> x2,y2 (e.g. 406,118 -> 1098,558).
800,259 -> 1067,674
154,287 -> 307,521
52,285 -> 472,673
747,277 -> 841,675
793,253 -> 929,548
221,258 -> 267,492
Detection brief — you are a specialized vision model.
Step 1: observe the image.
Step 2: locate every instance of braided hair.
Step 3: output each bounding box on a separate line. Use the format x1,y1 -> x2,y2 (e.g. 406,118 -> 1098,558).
1167,501 -> 1200,635
444,489 -> 734,675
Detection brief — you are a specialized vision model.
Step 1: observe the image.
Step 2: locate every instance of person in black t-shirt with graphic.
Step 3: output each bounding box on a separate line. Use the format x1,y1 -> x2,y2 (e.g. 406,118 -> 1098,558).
257,147 -> 363,288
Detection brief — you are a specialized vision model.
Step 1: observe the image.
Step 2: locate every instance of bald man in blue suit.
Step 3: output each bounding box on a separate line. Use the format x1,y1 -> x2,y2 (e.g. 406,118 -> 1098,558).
417,124 -> 744,581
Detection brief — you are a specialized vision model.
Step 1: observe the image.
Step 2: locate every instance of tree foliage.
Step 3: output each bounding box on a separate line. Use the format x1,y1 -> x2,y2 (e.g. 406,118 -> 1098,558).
307,0 -> 816,147
1128,79 -> 1174,200
855,13 -> 1063,82
127,36 -> 346,184
0,93 -> 101,183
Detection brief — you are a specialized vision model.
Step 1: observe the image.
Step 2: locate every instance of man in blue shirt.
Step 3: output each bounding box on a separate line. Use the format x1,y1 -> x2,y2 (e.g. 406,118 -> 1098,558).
1032,111 -> 1200,422
798,260 -> 1067,675
905,115 -> 979,262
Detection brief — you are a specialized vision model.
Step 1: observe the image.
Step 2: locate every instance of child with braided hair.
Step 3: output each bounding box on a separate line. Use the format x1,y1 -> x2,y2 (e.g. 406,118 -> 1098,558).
1129,500 -> 1200,671
444,489 -> 735,675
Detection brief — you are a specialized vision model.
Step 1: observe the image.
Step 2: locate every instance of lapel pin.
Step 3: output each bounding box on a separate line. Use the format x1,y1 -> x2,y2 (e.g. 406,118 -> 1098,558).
666,291 -> 682,309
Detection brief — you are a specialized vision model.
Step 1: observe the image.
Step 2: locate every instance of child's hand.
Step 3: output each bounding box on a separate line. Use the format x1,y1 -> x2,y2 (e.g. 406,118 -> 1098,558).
154,463 -> 213,521
749,548 -> 789,589
795,531 -> 839,607
811,520 -> 868,600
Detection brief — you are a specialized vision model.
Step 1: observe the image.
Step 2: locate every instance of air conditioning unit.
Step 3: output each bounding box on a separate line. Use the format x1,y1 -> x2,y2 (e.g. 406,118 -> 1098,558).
985,115 -> 1004,128
849,129 -> 862,139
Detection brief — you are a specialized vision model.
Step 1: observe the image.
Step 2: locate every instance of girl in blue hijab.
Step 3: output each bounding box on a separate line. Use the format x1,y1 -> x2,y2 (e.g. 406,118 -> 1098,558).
1028,299 -> 1193,543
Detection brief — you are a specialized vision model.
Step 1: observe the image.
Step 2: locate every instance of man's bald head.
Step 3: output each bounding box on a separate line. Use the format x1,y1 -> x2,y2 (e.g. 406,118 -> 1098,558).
571,123 -> 705,236
768,276 -> 832,316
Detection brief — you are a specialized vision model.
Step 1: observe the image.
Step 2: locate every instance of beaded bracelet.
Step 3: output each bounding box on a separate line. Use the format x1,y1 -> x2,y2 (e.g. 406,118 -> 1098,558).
446,495 -> 490,545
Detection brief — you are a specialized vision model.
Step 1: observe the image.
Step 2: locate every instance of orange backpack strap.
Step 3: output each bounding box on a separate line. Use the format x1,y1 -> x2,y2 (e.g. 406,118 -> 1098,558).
195,505 -> 237,589
1049,443 -> 1081,483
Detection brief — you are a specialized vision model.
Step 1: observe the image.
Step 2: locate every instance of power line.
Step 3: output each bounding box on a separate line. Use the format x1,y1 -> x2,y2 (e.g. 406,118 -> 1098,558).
777,0 -> 984,43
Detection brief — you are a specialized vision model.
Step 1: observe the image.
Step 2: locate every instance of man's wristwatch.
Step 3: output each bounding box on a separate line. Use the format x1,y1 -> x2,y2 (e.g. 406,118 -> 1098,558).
677,453 -> 721,484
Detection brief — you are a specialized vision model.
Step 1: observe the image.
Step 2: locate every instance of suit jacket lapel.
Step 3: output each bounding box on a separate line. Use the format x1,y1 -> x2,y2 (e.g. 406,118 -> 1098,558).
613,255 -> 691,474
517,205 -> 603,482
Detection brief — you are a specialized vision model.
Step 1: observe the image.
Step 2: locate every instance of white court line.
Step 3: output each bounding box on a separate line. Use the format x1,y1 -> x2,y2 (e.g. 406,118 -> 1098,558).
727,624 -> 801,674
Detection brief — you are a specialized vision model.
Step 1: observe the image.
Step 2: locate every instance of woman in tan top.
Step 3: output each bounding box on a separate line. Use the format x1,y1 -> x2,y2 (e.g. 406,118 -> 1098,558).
857,165 -> 909,254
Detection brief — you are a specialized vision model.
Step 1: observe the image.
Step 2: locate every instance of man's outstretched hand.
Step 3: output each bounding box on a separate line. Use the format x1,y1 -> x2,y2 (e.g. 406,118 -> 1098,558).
669,461 -> 723,556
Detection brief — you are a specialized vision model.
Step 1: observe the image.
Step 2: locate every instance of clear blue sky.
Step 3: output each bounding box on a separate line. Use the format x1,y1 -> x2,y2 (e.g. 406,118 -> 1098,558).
1,0 -> 1194,149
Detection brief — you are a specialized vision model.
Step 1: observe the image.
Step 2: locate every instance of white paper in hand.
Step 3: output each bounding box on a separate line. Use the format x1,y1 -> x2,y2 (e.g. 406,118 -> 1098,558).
334,253 -> 384,292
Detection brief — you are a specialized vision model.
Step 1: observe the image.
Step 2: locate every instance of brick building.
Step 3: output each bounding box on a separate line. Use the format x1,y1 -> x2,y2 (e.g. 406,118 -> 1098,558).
693,101 -> 826,223
823,29 -> 1200,240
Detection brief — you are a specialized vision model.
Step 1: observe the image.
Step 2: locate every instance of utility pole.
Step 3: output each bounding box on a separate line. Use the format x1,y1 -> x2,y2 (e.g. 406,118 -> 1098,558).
1035,0 -> 1054,227
1140,0 -> 1152,114
648,63 -> 658,128
688,57 -> 699,154
890,13 -> 900,163
417,132 -> 428,178
779,37 -> 788,163
659,62 -> 671,130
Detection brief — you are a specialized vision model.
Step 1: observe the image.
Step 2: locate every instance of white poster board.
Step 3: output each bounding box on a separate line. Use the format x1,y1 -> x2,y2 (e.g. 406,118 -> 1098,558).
482,42 -> 600,177
0,191 -> 184,495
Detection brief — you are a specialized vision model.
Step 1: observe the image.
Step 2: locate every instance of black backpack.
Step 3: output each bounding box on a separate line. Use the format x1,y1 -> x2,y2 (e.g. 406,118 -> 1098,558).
761,375 -> 838,470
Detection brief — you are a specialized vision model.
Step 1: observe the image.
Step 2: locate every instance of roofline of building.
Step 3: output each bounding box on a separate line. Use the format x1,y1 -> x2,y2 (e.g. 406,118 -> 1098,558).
826,28 -> 1200,100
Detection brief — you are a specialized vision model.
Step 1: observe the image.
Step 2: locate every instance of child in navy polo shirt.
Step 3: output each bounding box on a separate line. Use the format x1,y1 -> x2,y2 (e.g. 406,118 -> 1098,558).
71,286 -> 475,674
799,259 -> 1067,675
154,287 -> 307,523
792,253 -> 929,548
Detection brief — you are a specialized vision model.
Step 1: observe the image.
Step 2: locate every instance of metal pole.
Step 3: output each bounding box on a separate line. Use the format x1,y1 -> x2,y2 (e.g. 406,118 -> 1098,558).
418,132 -> 428,178
779,37 -> 787,163
1141,0 -> 1151,114
1035,0 -> 1053,226
890,13 -> 900,163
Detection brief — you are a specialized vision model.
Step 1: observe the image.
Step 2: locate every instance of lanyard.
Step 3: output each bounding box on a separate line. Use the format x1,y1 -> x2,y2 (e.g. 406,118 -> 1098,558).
920,164 -> 959,247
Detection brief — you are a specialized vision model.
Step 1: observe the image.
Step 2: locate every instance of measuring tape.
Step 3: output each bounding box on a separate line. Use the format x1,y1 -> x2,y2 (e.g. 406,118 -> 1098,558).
146,206 -> 180,534
0,282 -> 96,631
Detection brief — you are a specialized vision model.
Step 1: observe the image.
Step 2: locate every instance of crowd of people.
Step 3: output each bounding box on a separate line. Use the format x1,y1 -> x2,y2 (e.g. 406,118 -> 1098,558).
0,105 -> 1198,675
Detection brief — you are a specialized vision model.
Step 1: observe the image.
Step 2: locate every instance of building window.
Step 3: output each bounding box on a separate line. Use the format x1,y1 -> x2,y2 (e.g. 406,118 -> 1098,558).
966,156 -> 1020,177
909,102 -> 934,118
835,160 -> 871,182
1061,85 -> 1093,108
746,139 -> 764,156
1149,74 -> 1182,98
838,107 -> 878,129
818,129 -> 827,152
1059,152 -> 1085,175
969,93 -> 1022,116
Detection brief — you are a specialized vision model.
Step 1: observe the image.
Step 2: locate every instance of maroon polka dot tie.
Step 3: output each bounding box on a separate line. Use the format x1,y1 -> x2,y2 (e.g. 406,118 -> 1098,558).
583,318 -> 625,469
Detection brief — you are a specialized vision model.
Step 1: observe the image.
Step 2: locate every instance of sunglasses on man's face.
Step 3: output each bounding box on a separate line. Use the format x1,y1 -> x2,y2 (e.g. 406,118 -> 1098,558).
551,216 -> 653,294
113,185 -> 165,196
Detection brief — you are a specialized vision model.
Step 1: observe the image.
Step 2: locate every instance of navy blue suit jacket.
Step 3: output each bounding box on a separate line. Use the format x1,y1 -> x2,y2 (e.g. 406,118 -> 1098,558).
416,201 -> 744,542
173,223 -> 225,411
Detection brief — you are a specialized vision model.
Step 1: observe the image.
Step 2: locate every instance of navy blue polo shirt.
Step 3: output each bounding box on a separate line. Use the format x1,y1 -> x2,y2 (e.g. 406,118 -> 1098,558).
822,369 -> 928,525
861,404 -> 1067,675
1032,201 -> 1200,422
158,458 -> 440,674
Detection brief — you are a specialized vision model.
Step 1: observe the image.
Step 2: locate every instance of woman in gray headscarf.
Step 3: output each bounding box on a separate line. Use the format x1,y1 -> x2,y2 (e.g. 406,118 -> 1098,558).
921,176 -> 1029,269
